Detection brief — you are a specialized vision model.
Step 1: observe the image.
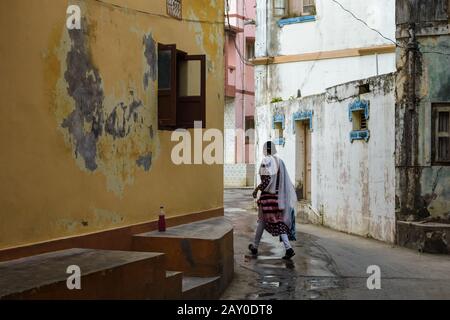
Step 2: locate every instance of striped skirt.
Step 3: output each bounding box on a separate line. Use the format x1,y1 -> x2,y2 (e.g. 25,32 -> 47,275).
258,192 -> 290,237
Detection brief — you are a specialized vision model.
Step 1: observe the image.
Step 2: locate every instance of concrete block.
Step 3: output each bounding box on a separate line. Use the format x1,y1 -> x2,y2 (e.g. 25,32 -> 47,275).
0,249 -> 166,300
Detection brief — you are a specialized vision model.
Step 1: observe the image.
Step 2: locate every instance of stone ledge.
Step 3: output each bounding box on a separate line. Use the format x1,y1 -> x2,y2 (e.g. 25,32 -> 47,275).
397,221 -> 449,254
0,249 -> 166,300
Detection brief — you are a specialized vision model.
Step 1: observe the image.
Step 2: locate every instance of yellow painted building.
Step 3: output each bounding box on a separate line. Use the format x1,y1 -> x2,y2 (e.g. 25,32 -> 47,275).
0,0 -> 224,251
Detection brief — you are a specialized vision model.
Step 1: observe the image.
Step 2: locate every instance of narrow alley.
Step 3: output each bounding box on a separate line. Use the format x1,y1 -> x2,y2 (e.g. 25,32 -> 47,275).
222,189 -> 450,300
2,0 -> 450,305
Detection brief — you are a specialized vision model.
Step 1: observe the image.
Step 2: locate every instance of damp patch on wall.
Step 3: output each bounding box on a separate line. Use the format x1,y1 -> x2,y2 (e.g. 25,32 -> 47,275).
53,19 -> 159,197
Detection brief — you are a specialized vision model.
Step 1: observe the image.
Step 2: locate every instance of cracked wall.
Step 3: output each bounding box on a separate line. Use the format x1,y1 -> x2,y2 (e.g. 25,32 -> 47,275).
396,0 -> 450,220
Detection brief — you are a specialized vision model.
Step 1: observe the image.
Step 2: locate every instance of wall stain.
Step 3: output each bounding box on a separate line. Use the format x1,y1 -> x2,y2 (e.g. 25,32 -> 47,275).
62,28 -> 105,171
54,19 -> 159,197
105,99 -> 143,139
136,153 -> 153,171
143,34 -> 157,89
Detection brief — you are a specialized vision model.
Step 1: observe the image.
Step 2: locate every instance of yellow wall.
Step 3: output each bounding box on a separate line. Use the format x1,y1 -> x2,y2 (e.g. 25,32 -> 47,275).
0,0 -> 224,249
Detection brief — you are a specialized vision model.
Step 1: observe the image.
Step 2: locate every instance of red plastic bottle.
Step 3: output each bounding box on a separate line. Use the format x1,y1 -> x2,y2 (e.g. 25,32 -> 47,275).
158,206 -> 166,232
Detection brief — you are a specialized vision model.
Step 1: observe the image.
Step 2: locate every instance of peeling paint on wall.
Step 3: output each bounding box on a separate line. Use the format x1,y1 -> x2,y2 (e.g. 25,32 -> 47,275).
105,99 -> 143,139
186,1 -> 224,74
136,153 -> 153,171
62,28 -> 105,172
0,0 -> 225,250
54,19 -> 159,197
143,34 -> 157,90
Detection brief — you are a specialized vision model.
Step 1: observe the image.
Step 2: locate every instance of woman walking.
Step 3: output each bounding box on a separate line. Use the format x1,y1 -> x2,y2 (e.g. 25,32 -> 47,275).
249,141 -> 298,260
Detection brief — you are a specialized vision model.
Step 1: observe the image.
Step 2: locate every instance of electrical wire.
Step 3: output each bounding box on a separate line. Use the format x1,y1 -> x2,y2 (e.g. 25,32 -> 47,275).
331,0 -> 450,57
330,0 -> 400,47
225,0 -> 254,66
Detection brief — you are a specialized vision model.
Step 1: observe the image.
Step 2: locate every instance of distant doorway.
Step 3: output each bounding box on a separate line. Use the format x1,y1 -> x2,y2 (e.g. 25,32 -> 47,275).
295,120 -> 312,202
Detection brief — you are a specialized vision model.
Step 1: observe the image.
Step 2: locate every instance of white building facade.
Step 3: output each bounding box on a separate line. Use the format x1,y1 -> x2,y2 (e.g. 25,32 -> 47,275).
254,0 -> 397,242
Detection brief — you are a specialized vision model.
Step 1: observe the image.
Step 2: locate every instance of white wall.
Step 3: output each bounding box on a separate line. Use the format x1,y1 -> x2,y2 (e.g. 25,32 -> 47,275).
279,0 -> 396,55
268,53 -> 395,98
255,0 -> 396,101
224,99 -> 236,164
256,74 -> 396,243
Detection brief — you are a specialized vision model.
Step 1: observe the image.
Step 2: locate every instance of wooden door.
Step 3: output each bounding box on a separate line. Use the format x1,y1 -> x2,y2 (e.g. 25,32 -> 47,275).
304,124 -> 312,201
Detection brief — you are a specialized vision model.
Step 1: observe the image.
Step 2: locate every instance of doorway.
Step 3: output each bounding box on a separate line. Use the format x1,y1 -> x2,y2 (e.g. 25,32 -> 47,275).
295,120 -> 312,202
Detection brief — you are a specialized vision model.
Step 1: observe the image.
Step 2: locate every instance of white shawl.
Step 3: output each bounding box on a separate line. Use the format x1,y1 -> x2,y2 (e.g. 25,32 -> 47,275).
259,155 -> 298,229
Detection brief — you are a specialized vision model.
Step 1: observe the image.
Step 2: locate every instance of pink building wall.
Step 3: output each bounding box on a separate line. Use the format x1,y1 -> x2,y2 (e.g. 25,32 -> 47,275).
225,0 -> 256,165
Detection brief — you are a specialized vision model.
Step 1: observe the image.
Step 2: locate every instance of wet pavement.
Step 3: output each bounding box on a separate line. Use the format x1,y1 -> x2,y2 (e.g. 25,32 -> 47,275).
221,189 -> 450,300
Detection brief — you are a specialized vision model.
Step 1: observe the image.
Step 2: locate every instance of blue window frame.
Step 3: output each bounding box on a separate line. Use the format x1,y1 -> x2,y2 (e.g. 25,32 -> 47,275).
349,100 -> 370,143
273,114 -> 286,146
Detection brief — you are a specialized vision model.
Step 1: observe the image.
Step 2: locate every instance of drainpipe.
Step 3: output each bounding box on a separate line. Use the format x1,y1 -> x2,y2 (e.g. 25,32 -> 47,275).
407,23 -> 419,174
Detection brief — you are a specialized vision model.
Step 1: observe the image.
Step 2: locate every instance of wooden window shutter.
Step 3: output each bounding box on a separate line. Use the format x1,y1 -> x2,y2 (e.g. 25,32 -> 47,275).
158,44 -> 177,129
177,54 -> 206,129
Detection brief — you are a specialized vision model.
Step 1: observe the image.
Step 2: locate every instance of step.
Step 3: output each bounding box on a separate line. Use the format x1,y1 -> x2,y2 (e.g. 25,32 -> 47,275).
165,271 -> 183,299
0,249 -> 166,300
132,217 -> 234,295
182,276 -> 221,300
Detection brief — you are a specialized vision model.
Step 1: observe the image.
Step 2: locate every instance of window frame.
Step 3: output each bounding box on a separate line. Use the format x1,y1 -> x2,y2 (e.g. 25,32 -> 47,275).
245,38 -> 255,61
158,44 -> 206,131
352,110 -> 368,131
302,0 -> 316,15
245,116 -> 255,145
158,43 -> 178,129
176,54 -> 206,129
285,0 -> 316,17
432,103 -> 450,165
273,114 -> 286,146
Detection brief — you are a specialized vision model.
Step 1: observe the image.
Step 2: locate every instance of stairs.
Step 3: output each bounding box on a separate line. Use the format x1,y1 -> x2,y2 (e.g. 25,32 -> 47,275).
0,217 -> 234,300
165,271 -> 183,299
182,276 -> 221,300
132,217 -> 234,296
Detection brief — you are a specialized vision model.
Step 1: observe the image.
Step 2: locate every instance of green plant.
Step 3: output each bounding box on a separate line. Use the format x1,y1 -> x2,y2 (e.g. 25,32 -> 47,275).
271,97 -> 283,104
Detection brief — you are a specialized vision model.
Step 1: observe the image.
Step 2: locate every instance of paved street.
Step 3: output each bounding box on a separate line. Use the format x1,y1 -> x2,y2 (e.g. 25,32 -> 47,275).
222,189 -> 450,300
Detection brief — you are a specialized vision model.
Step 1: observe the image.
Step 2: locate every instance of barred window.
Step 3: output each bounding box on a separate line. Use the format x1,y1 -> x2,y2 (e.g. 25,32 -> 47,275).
432,104 -> 450,164
167,0 -> 182,20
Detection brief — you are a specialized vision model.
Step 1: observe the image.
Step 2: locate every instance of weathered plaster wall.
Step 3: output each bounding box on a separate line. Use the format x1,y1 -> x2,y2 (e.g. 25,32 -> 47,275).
395,0 -> 450,219
418,36 -> 450,217
0,0 -> 224,249
256,74 -> 396,242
